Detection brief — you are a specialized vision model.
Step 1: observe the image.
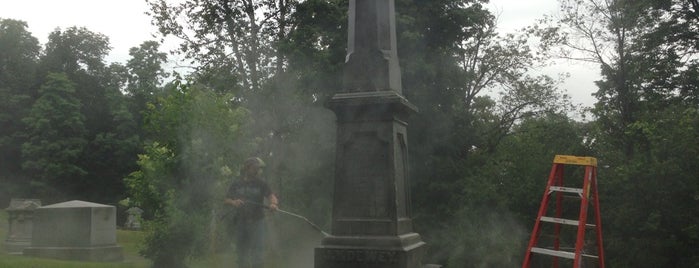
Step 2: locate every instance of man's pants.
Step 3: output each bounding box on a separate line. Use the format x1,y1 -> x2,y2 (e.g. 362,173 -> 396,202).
235,219 -> 266,268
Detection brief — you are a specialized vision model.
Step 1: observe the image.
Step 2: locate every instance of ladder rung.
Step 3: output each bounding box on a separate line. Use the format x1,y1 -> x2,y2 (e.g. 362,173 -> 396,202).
530,247 -> 599,259
548,186 -> 583,195
531,247 -> 575,259
540,216 -> 596,228
553,155 -> 598,167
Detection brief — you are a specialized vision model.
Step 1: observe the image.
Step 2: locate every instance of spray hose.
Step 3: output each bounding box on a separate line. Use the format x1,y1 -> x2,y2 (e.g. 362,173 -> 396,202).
227,200 -> 330,237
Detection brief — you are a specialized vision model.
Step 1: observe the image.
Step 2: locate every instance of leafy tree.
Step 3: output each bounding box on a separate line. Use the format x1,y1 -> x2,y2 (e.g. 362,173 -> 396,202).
21,72 -> 87,199
126,41 -> 169,124
0,18 -> 40,198
39,27 -> 109,76
125,83 -> 250,267
0,19 -> 39,92
34,26 -> 146,202
146,0 -> 339,235
146,0 -> 296,94
385,2 -> 574,264
537,0 -> 699,265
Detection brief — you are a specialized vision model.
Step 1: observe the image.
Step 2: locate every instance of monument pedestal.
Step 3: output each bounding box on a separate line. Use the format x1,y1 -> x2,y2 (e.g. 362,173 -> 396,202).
316,233 -> 426,268
316,91 -> 426,267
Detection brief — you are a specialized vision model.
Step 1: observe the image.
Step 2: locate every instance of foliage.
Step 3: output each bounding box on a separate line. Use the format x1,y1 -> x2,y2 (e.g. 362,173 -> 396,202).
0,19 -> 41,199
21,72 -> 87,198
145,0 -> 296,94
124,83 -> 249,267
1,0 -> 699,266
535,0 -> 699,266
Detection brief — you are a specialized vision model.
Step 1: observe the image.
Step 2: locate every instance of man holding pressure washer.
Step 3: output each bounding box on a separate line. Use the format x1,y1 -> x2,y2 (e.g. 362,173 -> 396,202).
224,157 -> 278,268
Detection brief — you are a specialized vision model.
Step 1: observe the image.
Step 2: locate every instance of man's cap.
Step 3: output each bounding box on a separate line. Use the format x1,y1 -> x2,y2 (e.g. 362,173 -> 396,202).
244,157 -> 266,168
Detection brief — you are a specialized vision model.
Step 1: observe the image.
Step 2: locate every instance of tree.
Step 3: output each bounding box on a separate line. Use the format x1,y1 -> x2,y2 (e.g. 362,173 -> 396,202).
0,19 -> 41,197
40,27 -> 110,76
21,72 -> 87,199
146,0 -> 296,95
125,83 -> 250,267
126,41 -> 169,116
147,1 -> 340,236
534,0 -> 648,158
536,0 -> 699,265
34,26 -> 146,202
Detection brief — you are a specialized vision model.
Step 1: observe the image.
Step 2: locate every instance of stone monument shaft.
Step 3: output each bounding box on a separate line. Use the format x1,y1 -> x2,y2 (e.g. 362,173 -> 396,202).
315,0 -> 426,267
343,0 -> 402,93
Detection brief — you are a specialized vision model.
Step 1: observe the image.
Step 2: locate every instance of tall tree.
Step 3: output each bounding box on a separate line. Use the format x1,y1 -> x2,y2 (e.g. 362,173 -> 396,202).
125,83 -> 250,267
146,0 -> 296,95
538,0 -> 699,265
147,0 -> 339,230
37,26 -> 143,202
126,41 -> 168,112
536,0 -> 645,157
0,19 -> 40,195
21,72 -> 87,199
125,40 -> 169,143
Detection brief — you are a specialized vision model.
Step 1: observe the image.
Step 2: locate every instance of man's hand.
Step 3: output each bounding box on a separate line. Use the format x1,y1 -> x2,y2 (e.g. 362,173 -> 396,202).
268,194 -> 279,211
225,198 -> 244,207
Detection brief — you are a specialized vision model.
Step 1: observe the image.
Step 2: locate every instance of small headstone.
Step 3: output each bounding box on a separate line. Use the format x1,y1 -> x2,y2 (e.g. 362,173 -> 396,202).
3,198 -> 41,254
124,207 -> 143,230
23,200 -> 123,262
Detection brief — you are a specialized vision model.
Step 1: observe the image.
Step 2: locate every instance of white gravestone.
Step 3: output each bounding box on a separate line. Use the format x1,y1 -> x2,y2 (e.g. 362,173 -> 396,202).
3,198 -> 41,254
124,207 -> 143,230
23,200 -> 123,262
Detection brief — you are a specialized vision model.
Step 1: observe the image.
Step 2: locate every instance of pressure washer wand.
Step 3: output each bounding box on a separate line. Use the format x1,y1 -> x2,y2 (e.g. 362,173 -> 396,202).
248,201 -> 330,237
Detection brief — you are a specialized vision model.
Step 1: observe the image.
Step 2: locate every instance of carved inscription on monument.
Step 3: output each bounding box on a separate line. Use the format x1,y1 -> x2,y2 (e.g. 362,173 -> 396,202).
337,131 -> 389,218
321,249 -> 399,263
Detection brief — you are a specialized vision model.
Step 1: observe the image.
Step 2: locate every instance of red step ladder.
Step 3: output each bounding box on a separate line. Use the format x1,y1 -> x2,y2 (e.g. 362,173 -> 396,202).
522,155 -> 605,268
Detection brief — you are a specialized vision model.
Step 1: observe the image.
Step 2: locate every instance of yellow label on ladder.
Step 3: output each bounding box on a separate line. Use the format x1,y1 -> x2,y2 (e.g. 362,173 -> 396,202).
553,155 -> 597,167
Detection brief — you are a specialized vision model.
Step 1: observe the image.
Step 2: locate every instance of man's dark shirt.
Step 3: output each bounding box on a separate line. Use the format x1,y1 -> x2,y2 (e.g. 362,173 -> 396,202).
226,177 -> 272,221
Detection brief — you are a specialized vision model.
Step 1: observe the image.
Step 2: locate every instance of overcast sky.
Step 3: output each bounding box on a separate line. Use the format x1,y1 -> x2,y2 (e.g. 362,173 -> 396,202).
0,0 -> 599,109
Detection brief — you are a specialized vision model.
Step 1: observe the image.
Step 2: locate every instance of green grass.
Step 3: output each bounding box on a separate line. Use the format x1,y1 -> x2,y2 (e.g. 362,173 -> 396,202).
0,210 -> 290,268
0,209 -> 151,268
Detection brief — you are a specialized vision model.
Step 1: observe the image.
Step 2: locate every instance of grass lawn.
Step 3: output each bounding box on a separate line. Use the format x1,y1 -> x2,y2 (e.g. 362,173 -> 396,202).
0,209 -> 151,268
0,209 -> 297,268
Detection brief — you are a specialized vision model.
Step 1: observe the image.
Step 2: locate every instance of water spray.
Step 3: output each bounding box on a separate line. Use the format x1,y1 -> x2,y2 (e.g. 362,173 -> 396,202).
219,200 -> 330,237
250,201 -> 330,237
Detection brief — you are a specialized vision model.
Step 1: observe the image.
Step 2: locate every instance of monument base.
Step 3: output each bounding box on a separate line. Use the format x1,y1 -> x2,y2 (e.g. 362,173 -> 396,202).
315,233 -> 426,268
23,245 -> 124,262
3,239 -> 31,254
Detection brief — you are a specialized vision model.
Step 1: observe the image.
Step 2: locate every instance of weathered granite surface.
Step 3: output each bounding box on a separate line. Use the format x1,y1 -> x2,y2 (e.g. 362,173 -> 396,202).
23,200 -> 123,262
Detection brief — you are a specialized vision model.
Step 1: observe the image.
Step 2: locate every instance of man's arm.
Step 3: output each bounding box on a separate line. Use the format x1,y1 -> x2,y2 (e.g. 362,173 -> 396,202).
224,197 -> 244,207
224,182 -> 244,207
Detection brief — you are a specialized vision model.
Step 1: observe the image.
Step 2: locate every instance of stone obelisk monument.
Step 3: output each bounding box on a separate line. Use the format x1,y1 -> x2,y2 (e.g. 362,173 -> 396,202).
314,0 -> 426,267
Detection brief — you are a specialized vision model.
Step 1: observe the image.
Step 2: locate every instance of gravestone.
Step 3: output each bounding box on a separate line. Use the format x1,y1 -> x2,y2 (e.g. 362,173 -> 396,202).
3,198 -> 41,254
124,207 -> 143,230
23,200 -> 123,262
314,0 -> 427,267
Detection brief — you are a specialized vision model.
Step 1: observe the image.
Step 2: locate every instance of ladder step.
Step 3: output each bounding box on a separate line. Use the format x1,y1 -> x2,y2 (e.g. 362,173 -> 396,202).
531,247 -> 575,259
540,216 -> 596,228
548,186 -> 583,195
553,155 -> 598,167
530,247 -> 599,259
